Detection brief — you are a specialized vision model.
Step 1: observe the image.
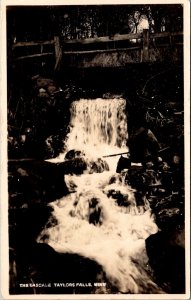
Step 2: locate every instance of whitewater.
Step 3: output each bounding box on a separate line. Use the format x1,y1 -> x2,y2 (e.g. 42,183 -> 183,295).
37,98 -> 164,294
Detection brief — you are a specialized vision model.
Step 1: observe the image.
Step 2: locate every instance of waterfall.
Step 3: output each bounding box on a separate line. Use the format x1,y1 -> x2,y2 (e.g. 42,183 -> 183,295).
38,98 -> 163,294
66,98 -> 128,159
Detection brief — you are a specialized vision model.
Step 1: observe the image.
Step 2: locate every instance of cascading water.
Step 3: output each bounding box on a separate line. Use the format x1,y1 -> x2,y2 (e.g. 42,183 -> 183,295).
67,99 -> 128,155
38,98 -> 164,294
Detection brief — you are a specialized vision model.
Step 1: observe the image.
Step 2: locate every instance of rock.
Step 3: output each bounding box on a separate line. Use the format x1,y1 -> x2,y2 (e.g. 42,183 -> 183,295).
106,189 -> 134,207
128,127 -> 160,164
39,88 -> 46,93
32,76 -> 62,98
102,92 -> 123,99
44,135 -> 65,159
125,165 -> 146,191
38,87 -> 49,98
9,160 -> 68,206
9,203 -> 107,294
60,157 -> 88,175
65,149 -> 85,160
47,85 -> 57,95
116,155 -> 131,173
10,241 -> 106,294
146,231 -> 185,293
65,150 -> 109,174
88,198 -> 102,225
89,158 -> 109,173
10,204 -> 53,247
36,77 -> 55,89
150,193 -> 184,232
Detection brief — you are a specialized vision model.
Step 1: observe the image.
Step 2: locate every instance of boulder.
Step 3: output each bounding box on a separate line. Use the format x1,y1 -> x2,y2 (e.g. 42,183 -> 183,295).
60,157 -> 88,175
128,127 -> 160,164
89,158 -> 109,173
65,149 -> 85,160
65,150 -> 109,174
116,155 -> 131,173
146,230 -> 185,293
150,192 -> 184,232
10,242 -> 106,294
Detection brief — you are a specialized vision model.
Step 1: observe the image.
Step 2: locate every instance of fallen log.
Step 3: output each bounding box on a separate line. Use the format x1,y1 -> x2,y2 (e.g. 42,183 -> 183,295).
102,146 -> 170,159
102,152 -> 130,158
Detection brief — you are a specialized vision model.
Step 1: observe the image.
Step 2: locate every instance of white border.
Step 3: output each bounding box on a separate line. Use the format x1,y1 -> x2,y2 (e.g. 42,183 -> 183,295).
0,0 -> 190,299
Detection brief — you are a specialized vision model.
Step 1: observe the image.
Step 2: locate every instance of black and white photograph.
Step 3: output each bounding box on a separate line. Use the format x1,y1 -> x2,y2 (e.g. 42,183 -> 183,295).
0,0 -> 190,299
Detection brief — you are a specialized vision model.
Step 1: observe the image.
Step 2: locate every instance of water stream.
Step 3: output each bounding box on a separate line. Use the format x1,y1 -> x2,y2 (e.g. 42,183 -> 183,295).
37,98 -> 164,294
